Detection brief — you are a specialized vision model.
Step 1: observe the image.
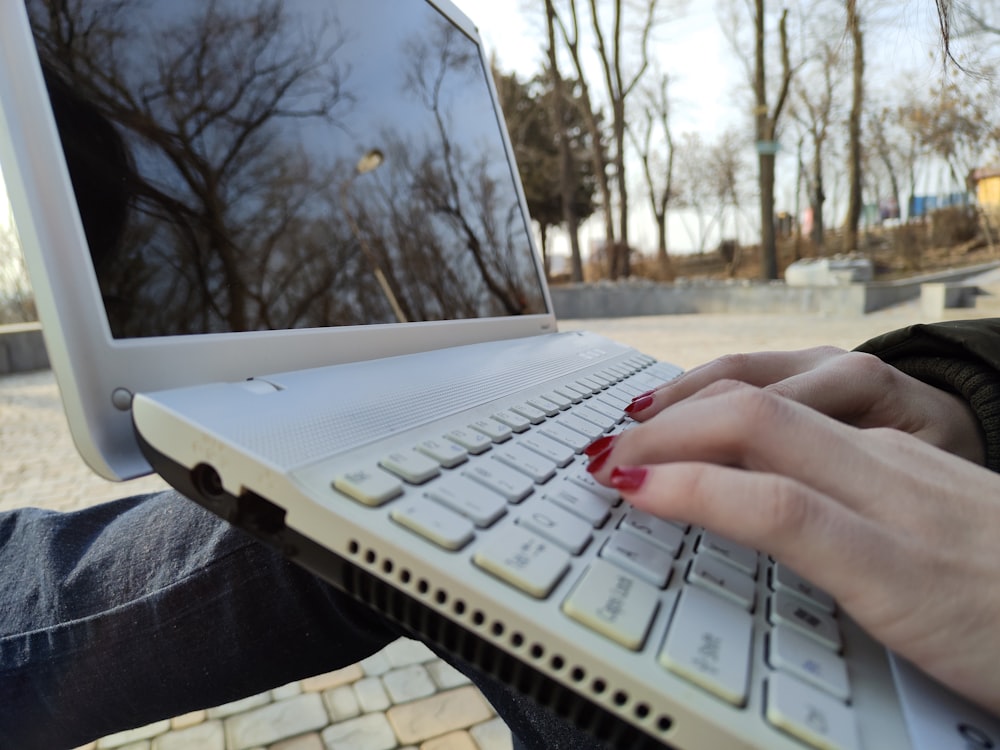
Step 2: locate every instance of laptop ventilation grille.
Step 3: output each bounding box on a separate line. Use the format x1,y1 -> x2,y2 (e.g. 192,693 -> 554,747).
343,538 -> 676,747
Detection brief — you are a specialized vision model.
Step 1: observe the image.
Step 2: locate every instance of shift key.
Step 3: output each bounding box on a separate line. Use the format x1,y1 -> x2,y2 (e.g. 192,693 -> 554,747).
659,587 -> 753,706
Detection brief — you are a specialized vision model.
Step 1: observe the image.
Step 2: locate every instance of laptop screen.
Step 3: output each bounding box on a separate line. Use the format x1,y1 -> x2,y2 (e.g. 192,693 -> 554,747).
26,0 -> 547,338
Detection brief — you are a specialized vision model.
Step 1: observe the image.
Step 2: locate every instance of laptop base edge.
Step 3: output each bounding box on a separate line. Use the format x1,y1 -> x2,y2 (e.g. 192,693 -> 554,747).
137,432 -> 677,750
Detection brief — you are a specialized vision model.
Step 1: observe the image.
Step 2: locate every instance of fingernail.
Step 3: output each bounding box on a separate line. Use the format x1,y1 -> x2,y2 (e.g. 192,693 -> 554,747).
583,435 -> 616,457
585,446 -> 612,474
624,394 -> 654,415
610,466 -> 648,491
632,389 -> 656,401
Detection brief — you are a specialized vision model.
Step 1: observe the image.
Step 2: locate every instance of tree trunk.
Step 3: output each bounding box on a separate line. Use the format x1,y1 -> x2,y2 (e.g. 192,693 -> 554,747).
758,151 -> 778,279
545,0 -> 585,282
843,0 -> 864,254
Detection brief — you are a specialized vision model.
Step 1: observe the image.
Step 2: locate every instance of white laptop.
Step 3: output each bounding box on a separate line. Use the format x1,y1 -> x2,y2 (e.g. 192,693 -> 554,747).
2,1 -> 998,748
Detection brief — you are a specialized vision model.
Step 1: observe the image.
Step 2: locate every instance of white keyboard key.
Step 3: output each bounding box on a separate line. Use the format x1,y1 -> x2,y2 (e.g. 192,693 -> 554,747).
595,391 -> 630,411
578,376 -> 606,392
380,450 -> 440,484
562,382 -> 591,398
416,438 -> 468,468
769,624 -> 851,701
583,399 -> 624,425
517,500 -> 593,554
473,527 -> 570,598
688,553 -> 756,611
566,470 -> 620,504
772,563 -> 836,613
463,462 -> 534,503
539,422 -> 591,452
518,434 -> 575,467
619,509 -> 685,554
554,385 -> 585,403
445,428 -> 492,454
542,390 -> 573,409
698,531 -> 758,577
390,501 -> 475,551
562,560 -> 663,650
492,409 -> 531,432
616,381 -> 647,398
588,371 -> 615,386
541,486 -> 613,528
659,586 -> 753,706
770,590 -> 841,651
511,403 -> 547,424
575,405 -> 618,431
600,531 -> 674,588
558,413 -> 603,440
470,418 -> 513,443
492,445 -> 557,483
425,474 -> 507,528
766,672 -> 859,750
526,397 -> 560,417
333,467 -> 403,507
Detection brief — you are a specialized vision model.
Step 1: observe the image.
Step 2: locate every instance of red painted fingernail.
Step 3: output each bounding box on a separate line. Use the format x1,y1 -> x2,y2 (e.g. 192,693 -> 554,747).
585,446 -> 612,474
610,466 -> 648,491
632,389 -> 656,401
624,394 -> 654,415
583,435 -> 616,457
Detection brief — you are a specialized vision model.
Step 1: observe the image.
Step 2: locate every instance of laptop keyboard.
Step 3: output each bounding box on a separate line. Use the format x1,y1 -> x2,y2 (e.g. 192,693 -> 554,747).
330,356 -> 858,750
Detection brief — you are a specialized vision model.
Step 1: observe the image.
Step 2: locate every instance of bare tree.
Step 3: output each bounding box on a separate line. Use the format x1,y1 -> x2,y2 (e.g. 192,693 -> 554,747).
722,0 -> 796,279
587,0 -> 660,278
545,0 -> 585,281
550,0 -> 616,273
790,37 -> 841,253
0,218 -> 35,324
628,72 -> 676,279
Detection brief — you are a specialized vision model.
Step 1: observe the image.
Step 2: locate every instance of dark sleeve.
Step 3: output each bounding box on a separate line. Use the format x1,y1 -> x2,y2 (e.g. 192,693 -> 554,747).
855,318 -> 1000,471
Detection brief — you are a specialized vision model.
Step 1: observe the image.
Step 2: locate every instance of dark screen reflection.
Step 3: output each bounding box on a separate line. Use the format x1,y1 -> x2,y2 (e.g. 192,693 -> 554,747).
27,0 -> 547,337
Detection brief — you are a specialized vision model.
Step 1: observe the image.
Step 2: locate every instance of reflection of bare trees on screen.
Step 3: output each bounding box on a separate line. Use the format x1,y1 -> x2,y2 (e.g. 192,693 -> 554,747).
391,18 -> 543,317
30,0 -> 356,335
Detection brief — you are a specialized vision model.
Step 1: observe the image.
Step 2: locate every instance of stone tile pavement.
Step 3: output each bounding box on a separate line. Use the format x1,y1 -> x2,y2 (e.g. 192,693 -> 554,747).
2,306 -> 948,749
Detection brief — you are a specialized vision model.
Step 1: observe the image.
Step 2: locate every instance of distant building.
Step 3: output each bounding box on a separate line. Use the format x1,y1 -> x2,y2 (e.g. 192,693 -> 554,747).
970,166 -> 1000,219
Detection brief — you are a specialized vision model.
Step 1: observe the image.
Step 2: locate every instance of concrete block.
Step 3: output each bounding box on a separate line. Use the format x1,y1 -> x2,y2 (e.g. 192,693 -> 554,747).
224,693 -> 328,750
353,676 -> 390,713
382,664 -> 437,703
151,720 -> 224,750
469,718 -> 514,750
321,713 -> 397,750
96,720 -> 170,748
426,659 -> 472,690
322,685 -> 361,722
206,693 -> 270,719
386,686 -> 494,745
382,637 -> 435,667
300,664 -> 363,693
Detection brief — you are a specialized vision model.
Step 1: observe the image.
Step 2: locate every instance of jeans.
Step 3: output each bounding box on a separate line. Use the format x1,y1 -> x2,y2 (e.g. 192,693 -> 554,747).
0,490 -> 609,749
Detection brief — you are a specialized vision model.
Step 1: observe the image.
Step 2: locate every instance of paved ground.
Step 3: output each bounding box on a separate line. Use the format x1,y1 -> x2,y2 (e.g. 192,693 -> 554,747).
1,303 -> 958,750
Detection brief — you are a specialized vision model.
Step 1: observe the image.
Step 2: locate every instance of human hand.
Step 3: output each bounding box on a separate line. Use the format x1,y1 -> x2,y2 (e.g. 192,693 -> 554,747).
625,346 -> 985,464
589,384 -> 1000,713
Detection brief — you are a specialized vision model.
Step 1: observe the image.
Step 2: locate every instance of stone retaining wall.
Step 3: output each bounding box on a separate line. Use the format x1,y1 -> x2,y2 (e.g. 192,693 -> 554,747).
0,322 -> 47,375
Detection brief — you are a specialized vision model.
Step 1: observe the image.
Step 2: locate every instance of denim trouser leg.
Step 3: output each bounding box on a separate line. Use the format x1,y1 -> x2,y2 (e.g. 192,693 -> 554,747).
0,491 -> 610,750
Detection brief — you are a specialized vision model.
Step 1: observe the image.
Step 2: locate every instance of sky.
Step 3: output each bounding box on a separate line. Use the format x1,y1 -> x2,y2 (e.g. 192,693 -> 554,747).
455,0 -> 744,138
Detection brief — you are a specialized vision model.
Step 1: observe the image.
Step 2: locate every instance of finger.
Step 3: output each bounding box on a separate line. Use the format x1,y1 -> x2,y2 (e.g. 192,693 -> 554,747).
604,386 -> 903,516
762,350 -> 914,427
627,347 -> 847,421
614,461 -> 896,615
